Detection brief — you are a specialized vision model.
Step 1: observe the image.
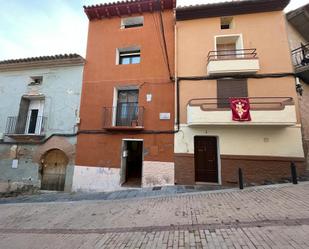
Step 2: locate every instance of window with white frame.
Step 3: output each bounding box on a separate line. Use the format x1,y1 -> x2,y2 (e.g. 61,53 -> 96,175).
117,47 -> 141,65
215,35 -> 243,59
121,16 -> 144,29
112,87 -> 139,127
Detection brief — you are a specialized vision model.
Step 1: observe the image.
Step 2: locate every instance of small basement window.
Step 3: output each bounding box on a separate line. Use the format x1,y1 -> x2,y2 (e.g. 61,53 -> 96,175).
118,47 -> 141,65
28,76 -> 43,86
220,17 -> 233,29
121,16 -> 144,29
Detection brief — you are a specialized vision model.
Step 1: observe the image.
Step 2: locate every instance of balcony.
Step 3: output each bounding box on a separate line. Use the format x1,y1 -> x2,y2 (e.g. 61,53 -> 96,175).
207,49 -> 260,75
5,116 -> 47,139
103,105 -> 144,131
187,97 -> 296,126
291,43 -> 309,83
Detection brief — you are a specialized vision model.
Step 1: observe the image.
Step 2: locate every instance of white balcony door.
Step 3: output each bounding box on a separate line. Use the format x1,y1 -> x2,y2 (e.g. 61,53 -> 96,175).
25,99 -> 44,135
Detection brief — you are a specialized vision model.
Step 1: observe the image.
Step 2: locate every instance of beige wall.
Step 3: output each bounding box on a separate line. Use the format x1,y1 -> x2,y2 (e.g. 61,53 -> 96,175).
179,78 -> 300,124
174,10 -> 304,160
286,22 -> 307,51
175,125 -> 304,158
176,11 -> 294,76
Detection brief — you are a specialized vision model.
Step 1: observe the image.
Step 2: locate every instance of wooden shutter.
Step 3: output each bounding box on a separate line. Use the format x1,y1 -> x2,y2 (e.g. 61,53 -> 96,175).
217,43 -> 236,59
15,97 -> 30,134
217,79 -> 248,108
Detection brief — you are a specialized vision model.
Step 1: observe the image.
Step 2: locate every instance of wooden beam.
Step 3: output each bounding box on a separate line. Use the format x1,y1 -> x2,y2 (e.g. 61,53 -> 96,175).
160,0 -> 164,10
105,8 -> 110,18
149,2 -> 153,12
95,9 -> 100,19
137,3 -> 142,13
115,6 -> 121,16
127,6 -> 132,15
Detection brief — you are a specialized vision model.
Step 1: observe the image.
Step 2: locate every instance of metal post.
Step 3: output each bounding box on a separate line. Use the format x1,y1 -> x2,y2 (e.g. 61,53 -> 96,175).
291,162 -> 298,185
238,168 -> 244,190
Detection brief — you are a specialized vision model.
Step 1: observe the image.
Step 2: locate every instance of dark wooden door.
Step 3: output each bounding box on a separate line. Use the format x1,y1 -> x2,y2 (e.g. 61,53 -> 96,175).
194,136 -> 218,183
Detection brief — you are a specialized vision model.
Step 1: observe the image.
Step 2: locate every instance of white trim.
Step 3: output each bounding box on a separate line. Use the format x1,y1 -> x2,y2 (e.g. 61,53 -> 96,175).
214,33 -> 244,59
25,99 -> 45,135
123,138 -> 144,141
116,46 -> 141,65
112,86 -> 139,126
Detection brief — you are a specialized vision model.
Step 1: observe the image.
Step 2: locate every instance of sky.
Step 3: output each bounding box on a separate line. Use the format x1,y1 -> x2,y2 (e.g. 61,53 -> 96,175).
0,0 -> 307,60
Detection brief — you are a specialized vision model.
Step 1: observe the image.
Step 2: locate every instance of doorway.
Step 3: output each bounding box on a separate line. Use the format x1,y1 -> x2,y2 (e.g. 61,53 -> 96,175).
40,149 -> 68,191
25,99 -> 44,135
194,136 -> 219,183
120,140 -> 143,187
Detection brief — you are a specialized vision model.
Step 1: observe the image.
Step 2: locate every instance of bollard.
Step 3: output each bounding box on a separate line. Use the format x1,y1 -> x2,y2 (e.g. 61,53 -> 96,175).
291,162 -> 298,185
238,168 -> 244,190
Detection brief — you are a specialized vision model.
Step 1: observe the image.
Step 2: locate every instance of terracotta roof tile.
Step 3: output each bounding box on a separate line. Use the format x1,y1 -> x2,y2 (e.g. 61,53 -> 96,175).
0,54 -> 84,65
84,0 -> 175,20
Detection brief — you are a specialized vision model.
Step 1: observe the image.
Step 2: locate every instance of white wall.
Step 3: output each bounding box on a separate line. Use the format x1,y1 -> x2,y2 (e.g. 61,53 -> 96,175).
0,65 -> 84,136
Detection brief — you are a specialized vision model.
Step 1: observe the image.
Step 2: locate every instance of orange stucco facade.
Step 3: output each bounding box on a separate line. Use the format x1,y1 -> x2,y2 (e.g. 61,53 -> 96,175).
76,10 -> 175,168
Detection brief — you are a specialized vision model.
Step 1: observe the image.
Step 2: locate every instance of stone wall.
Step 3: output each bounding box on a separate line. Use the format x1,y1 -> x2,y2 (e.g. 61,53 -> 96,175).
0,136 -> 76,194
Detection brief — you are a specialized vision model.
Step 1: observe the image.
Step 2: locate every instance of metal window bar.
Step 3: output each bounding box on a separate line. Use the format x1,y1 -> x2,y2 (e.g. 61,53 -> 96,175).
207,48 -> 257,63
5,116 -> 47,135
291,43 -> 309,69
188,97 -> 294,111
103,106 -> 144,128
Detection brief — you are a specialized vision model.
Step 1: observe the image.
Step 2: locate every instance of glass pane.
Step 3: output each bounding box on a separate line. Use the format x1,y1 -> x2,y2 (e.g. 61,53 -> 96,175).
120,57 -> 130,65
118,91 -> 128,102
127,90 -> 139,102
132,56 -> 141,64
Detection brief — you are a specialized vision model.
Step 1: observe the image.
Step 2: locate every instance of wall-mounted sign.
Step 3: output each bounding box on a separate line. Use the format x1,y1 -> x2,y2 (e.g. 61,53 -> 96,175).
12,159 -> 18,169
160,113 -> 171,120
146,94 -> 152,102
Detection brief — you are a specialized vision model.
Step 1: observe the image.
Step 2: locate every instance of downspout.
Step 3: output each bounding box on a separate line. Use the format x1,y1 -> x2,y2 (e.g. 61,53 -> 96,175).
174,12 -> 180,133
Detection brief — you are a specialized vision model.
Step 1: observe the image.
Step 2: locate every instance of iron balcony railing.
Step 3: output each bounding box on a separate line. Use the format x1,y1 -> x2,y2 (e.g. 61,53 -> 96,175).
5,116 -> 47,135
291,43 -> 309,70
103,104 -> 144,128
207,48 -> 257,63
188,97 -> 294,111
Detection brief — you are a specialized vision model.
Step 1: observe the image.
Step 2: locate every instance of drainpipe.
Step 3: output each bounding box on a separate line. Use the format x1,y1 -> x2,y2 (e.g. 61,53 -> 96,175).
174,13 -> 180,133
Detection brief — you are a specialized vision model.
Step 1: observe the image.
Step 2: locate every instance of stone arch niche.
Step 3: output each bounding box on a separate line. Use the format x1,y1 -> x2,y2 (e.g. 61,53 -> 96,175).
40,149 -> 69,191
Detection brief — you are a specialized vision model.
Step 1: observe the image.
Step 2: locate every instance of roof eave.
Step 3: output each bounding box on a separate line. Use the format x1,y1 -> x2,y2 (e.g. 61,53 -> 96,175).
0,57 -> 85,72
176,0 -> 290,21
84,0 -> 176,21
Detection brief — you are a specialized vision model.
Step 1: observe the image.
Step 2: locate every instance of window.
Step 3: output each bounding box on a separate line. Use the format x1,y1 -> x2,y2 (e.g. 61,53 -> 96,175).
118,48 -> 141,65
220,17 -> 233,29
29,76 -> 43,86
13,97 -> 45,135
215,35 -> 243,59
121,16 -> 144,29
116,90 -> 139,126
217,79 -> 248,108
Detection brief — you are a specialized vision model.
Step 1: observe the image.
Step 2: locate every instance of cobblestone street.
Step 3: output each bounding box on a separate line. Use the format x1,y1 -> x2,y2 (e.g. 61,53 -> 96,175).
0,183 -> 309,248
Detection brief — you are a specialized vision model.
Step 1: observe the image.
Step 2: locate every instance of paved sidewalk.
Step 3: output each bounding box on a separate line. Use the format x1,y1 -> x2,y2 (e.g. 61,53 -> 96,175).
0,183 -> 309,248
0,184 -> 229,204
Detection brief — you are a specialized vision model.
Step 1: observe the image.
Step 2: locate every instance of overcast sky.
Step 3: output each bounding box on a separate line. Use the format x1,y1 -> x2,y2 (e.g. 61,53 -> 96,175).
0,0 -> 307,60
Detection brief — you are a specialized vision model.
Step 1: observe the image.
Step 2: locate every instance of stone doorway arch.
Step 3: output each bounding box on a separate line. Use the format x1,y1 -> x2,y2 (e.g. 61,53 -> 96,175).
40,149 -> 69,191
